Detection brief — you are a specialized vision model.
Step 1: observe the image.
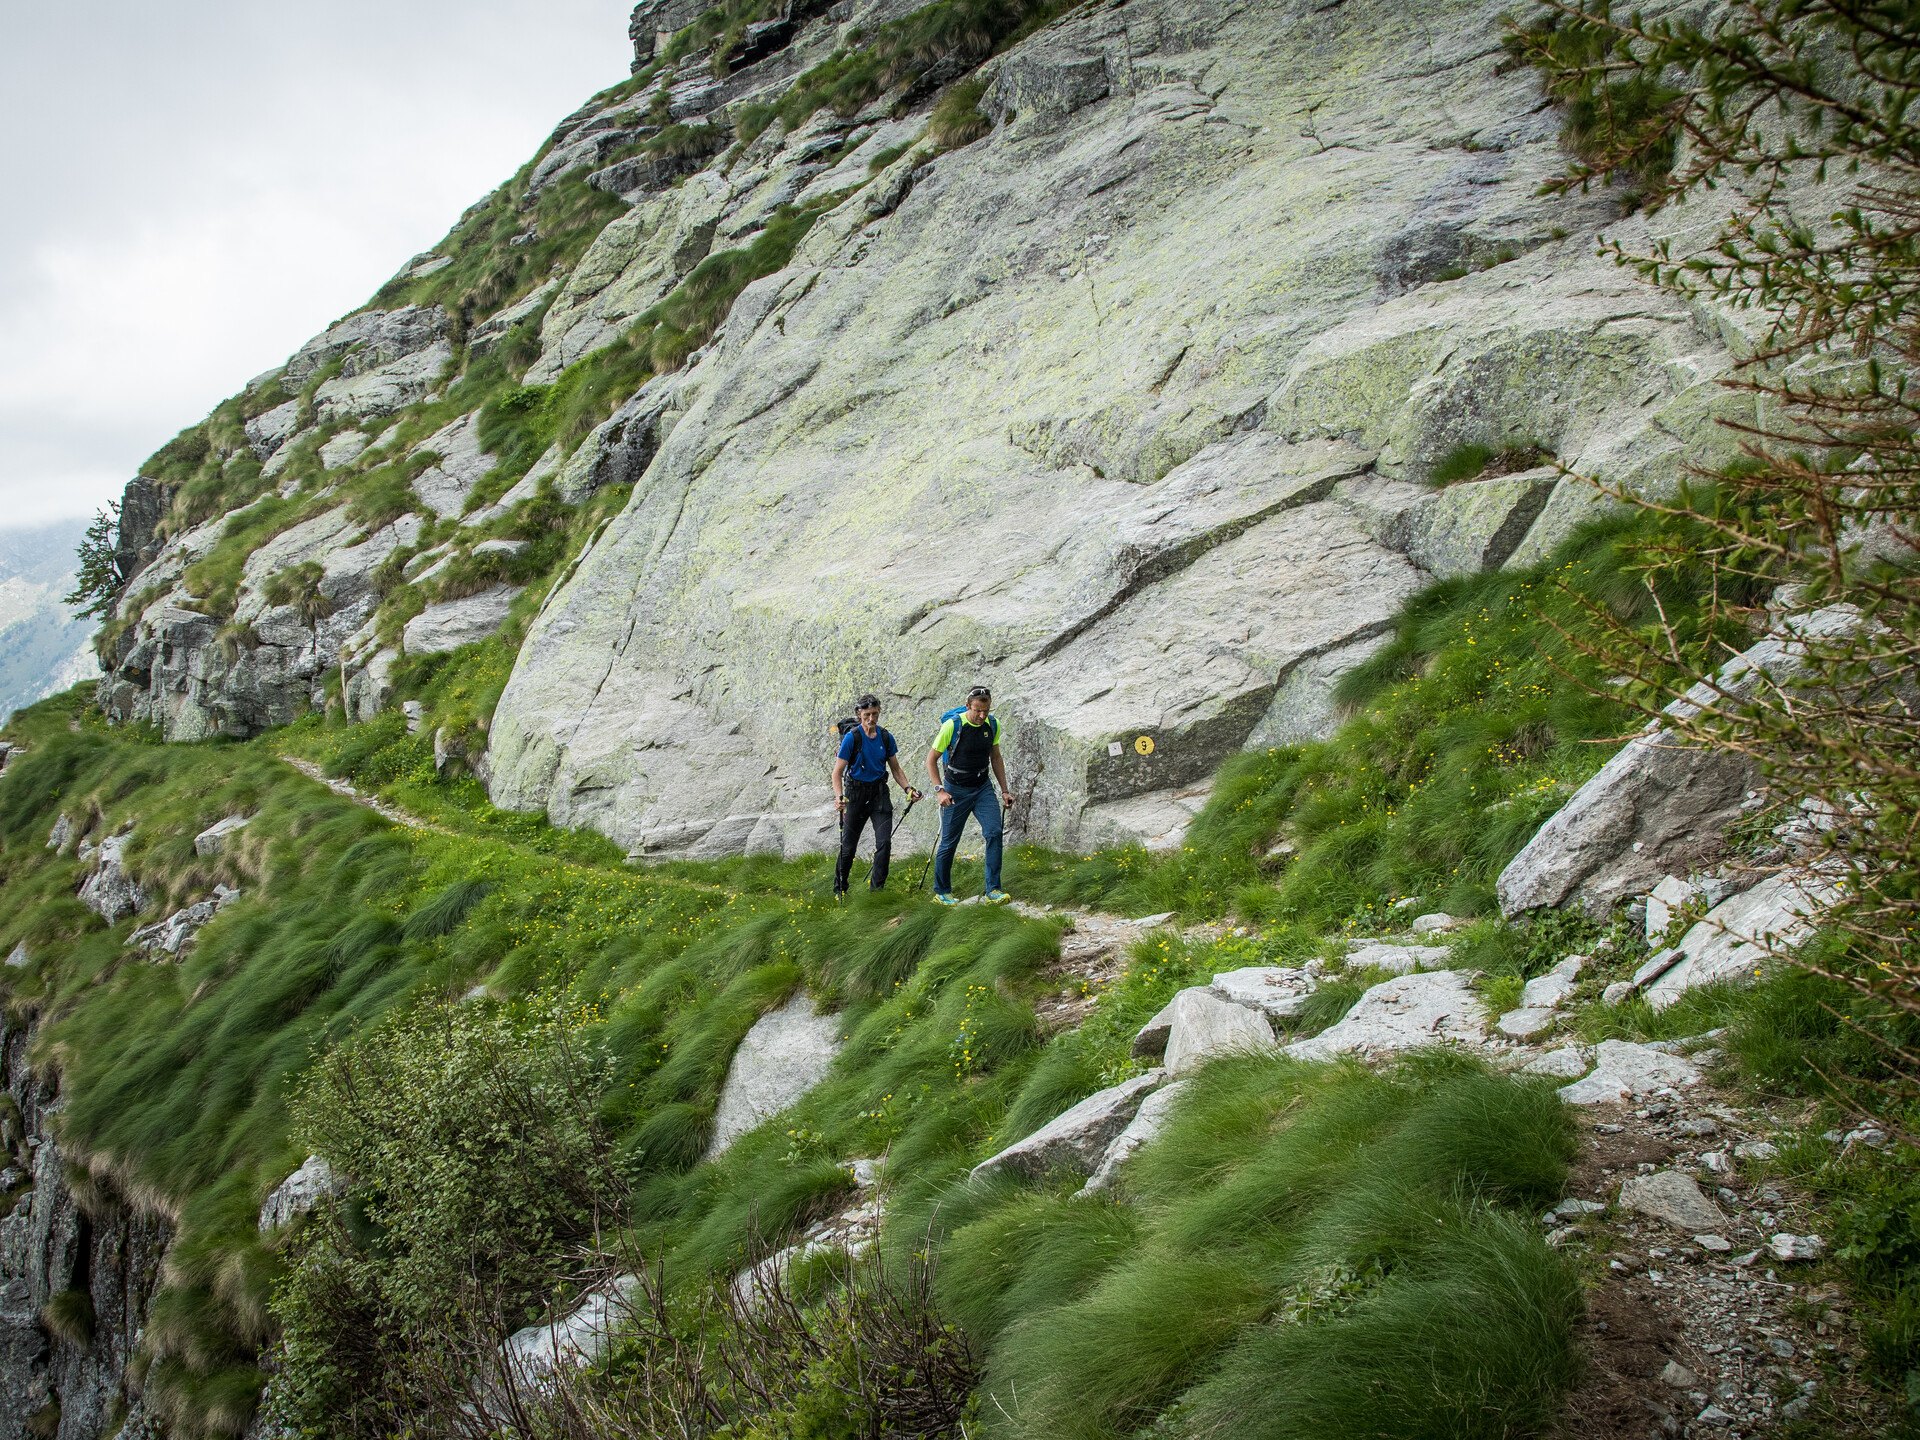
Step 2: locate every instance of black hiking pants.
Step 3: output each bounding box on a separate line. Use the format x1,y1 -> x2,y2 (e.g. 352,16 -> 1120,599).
835,778 -> 893,892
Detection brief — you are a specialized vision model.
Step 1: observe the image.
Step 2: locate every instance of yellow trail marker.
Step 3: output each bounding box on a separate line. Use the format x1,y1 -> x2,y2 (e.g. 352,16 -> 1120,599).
1134,735 -> 1155,755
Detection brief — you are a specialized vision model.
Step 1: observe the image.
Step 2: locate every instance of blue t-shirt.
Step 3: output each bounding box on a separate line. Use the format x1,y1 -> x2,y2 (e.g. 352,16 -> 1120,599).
838,726 -> 897,783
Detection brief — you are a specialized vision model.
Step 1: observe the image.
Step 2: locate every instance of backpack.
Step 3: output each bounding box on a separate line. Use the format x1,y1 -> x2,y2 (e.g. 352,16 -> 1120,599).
939,705 -> 999,766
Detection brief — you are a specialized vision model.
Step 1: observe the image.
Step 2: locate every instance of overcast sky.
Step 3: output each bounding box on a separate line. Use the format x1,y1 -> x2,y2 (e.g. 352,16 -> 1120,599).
0,1 -> 634,534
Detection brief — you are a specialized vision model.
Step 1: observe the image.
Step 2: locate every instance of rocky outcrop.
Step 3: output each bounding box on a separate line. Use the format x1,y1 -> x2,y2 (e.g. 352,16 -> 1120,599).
77,836 -> 144,926
401,585 -> 525,657
1497,606 -> 1858,918
282,304 -> 450,392
970,1071 -> 1164,1183
0,1021 -> 170,1440
100,511 -> 424,741
1641,870 -> 1840,1011
1284,969 -> 1486,1062
706,992 -> 843,1159
257,1156 -> 347,1233
126,885 -> 240,958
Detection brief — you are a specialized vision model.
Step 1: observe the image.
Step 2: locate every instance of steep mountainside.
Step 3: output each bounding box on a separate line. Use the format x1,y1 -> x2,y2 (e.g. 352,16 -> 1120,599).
89,0 -> 1775,860
3,4 -> 1912,1437
0,524 -> 100,725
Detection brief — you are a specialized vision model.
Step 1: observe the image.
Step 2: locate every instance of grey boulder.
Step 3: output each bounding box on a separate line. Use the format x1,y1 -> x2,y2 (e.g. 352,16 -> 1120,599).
79,834 -> 146,924
1520,955 -> 1584,1008
259,1154 -> 347,1231
194,814 -> 252,857
1556,1039 -> 1700,1105
1496,1007 -> 1556,1040
1618,1170 -> 1724,1234
1284,969 -> 1485,1061
1208,965 -> 1317,1020
706,991 -> 843,1159
972,1070 -> 1164,1182
1643,870 -> 1841,1010
1131,997 -> 1178,1058
1162,988 -> 1277,1075
502,1275 -> 644,1385
1077,1079 -> 1187,1197
1345,941 -> 1452,974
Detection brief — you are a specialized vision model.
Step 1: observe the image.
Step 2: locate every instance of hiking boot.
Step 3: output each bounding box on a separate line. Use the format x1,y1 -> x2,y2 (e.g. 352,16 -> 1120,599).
986,889 -> 1011,904
934,892 -> 960,906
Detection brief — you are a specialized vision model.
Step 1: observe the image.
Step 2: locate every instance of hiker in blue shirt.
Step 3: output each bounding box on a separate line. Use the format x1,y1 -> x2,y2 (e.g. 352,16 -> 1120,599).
832,693 -> 919,896
924,685 -> 1015,905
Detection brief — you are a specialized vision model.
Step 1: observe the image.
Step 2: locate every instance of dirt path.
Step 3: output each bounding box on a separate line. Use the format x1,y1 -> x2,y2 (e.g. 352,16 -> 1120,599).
280,756 -> 456,835
1545,1074 -> 1882,1437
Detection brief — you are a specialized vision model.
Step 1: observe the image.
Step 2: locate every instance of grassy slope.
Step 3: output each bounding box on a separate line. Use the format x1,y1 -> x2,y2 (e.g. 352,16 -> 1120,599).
9,484 -> 1919,1433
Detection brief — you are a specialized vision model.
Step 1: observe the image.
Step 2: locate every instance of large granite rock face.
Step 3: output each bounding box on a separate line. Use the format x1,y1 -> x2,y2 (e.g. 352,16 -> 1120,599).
483,0 -> 1759,859
92,0 -> 1781,860
0,1020 -> 170,1440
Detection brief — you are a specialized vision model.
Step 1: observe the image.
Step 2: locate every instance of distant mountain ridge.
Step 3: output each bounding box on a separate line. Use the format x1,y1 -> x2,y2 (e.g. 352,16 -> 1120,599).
0,519 -> 101,722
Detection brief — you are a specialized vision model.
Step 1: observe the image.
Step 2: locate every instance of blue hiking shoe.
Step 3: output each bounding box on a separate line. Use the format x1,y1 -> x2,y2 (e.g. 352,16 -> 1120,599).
986,889 -> 1012,905
934,892 -> 960,906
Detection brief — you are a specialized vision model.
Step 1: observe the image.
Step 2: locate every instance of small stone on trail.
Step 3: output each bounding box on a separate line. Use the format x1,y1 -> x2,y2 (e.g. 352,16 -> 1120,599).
1411,912 -> 1466,934
1733,1140 -> 1779,1161
1660,1360 -> 1698,1388
1130,911 -> 1176,927
1695,1234 -> 1732,1252
1769,1233 -> 1825,1262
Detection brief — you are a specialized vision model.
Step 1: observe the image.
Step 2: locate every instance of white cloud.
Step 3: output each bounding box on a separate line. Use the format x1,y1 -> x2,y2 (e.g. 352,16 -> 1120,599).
0,0 -> 634,531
